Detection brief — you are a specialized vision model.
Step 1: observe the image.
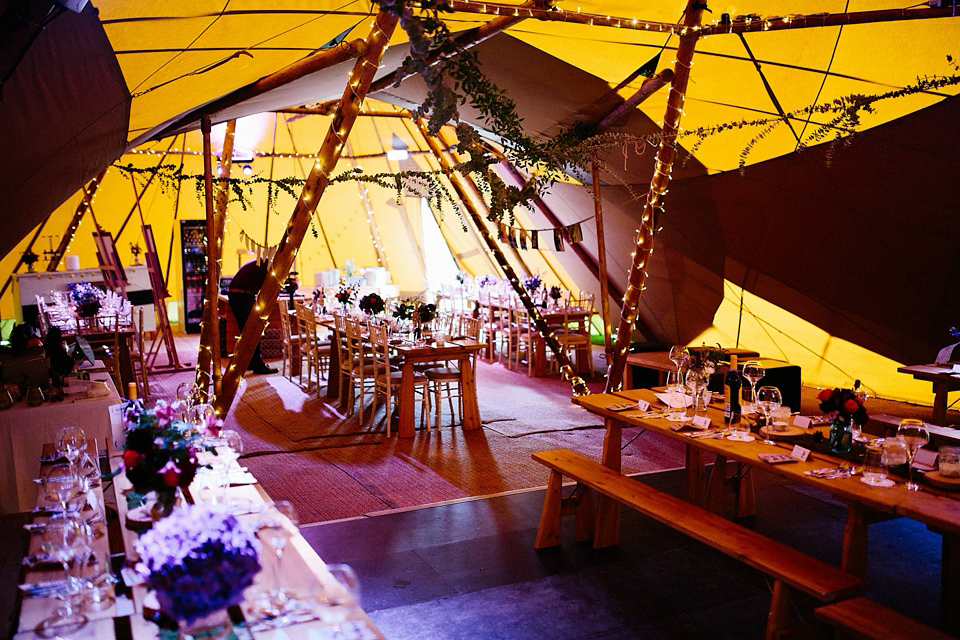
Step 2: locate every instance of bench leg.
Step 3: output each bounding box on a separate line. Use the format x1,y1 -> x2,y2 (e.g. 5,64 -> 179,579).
736,465 -> 756,519
765,579 -> 792,640
594,495 -> 621,548
535,470 -> 564,549
686,445 -> 707,507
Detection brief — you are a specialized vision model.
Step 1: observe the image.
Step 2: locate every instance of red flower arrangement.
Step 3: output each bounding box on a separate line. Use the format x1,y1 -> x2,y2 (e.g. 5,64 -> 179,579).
817,387 -> 868,426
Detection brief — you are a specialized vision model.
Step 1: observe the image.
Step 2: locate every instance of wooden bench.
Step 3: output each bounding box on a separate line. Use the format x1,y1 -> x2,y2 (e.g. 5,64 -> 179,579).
815,597 -> 954,639
533,449 -> 866,640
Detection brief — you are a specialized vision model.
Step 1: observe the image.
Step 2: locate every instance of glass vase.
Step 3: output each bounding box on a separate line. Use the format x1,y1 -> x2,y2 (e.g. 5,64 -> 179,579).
829,418 -> 853,455
178,608 -> 232,640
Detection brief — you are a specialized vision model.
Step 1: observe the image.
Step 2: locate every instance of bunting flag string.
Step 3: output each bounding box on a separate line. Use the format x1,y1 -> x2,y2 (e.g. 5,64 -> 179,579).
494,215 -> 591,253
238,229 -> 280,261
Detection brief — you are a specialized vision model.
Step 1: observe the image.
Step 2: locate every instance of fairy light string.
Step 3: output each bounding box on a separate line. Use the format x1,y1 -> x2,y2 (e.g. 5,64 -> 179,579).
213,12 -> 399,418
605,0 -> 705,393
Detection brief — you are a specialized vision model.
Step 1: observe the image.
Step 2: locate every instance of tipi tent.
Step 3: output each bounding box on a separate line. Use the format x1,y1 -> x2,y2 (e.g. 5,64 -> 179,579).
2,1 -> 959,406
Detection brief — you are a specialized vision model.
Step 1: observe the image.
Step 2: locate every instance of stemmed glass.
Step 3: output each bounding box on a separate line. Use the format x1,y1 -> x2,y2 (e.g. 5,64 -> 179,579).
756,386 -> 782,445
686,370 -> 709,417
44,463 -> 81,514
56,426 -> 87,479
38,514 -> 88,634
741,362 -> 765,414
315,564 -> 361,626
255,501 -> 305,618
898,419 -> 930,490
668,345 -> 689,391
217,430 -> 246,507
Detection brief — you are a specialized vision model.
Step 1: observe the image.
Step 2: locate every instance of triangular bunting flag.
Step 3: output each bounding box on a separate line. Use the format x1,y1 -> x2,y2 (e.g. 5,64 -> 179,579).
519,230 -> 528,250
498,223 -> 508,243
508,227 -> 518,249
568,222 -> 583,244
554,228 -> 565,252
531,230 -> 539,250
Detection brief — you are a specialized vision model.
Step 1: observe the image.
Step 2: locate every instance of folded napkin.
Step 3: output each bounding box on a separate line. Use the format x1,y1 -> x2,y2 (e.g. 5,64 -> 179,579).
654,392 -> 692,408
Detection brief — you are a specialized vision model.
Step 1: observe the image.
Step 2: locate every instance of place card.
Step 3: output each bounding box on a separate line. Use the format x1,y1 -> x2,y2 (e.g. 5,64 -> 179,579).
936,342 -> 959,364
790,445 -> 811,461
607,402 -> 638,412
635,399 -> 651,411
758,453 -> 799,464
793,415 -> 813,429
692,415 -> 712,429
914,448 -> 938,472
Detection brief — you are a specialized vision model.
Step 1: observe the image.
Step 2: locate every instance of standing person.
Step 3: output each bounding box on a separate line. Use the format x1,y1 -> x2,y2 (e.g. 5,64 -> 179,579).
227,259 -> 278,374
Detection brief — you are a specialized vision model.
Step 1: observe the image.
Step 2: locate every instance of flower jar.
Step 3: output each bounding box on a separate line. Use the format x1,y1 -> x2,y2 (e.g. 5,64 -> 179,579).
78,301 -> 101,318
829,417 -> 853,455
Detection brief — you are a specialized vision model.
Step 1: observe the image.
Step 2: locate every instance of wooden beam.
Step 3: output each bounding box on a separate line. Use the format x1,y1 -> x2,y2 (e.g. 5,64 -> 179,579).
213,11 -> 400,418
43,171 -> 106,273
149,39 -> 369,141
416,120 -> 590,396
698,6 -> 960,37
591,156 -> 612,361
196,118 -> 236,399
594,69 -> 674,133
605,0 -> 705,393
368,0 -> 546,94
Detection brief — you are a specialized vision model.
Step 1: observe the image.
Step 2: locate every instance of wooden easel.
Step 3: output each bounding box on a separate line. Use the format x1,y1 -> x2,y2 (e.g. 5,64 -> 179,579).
142,224 -> 190,372
92,231 -> 127,297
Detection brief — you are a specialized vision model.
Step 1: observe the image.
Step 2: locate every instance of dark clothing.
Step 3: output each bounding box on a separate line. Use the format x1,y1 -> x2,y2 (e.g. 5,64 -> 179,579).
227,260 -> 269,370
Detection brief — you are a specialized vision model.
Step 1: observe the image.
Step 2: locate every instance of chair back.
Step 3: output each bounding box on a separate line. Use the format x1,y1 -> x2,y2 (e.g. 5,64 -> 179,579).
460,315 -> 482,340
333,313 -> 352,375
368,322 -> 391,377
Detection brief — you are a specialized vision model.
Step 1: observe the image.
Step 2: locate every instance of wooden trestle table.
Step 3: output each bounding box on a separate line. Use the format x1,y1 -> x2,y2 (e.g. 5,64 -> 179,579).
575,388 -> 960,633
896,363 -> 960,426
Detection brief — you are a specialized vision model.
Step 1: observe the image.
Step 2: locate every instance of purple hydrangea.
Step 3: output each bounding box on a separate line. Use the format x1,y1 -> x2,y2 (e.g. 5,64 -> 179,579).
135,504 -> 261,624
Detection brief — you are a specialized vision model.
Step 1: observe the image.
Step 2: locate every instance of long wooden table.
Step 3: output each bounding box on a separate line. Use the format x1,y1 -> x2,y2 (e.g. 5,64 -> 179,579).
897,363 -> 960,426
576,388 -> 960,633
391,339 -> 484,437
15,441 -> 387,639
531,308 -> 592,378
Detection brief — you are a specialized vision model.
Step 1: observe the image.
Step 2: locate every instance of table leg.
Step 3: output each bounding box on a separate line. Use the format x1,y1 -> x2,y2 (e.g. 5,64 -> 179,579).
326,338 -> 341,400
933,382 -> 949,426
735,466 -> 756,519
686,445 -> 706,507
706,455 -> 728,516
533,335 -> 547,377
841,504 -> 870,580
595,416 -> 622,547
460,356 -> 481,430
398,360 -> 416,438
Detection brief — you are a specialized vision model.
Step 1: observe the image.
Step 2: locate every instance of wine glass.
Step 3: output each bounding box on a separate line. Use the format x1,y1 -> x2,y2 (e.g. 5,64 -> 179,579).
315,564 -> 361,626
38,514 -> 88,634
741,361 -> 765,414
56,426 -> 87,479
255,501 -> 304,618
756,386 -> 782,445
668,346 -> 689,391
44,463 -> 81,514
898,419 -> 930,490
686,370 -> 709,417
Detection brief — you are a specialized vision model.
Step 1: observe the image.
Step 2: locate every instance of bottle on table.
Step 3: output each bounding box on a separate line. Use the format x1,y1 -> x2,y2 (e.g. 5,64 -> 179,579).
724,355 -> 741,426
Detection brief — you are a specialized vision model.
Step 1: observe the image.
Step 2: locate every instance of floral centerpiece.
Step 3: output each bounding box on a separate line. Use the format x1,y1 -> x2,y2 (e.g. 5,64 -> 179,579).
549,286 -> 562,302
358,292 -> 385,316
68,282 -> 105,317
817,386 -> 868,454
522,274 -> 542,294
22,250 -> 39,272
392,298 -> 416,321
335,283 -> 356,308
122,399 -> 210,517
478,275 -> 497,289
135,503 -> 261,629
413,302 -> 436,340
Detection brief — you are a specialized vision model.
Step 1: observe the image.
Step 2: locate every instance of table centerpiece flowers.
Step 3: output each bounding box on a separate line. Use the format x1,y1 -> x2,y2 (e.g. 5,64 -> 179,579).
478,275 -> 497,289
122,399 -> 211,519
522,274 -> 542,294
335,283 -> 356,310
413,302 -> 436,341
817,386 -> 868,454
358,292 -> 385,316
135,503 -> 261,635
67,281 -> 105,317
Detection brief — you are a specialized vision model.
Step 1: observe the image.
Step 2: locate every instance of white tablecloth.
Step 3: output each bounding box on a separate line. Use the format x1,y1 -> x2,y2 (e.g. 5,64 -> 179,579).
0,373 -> 121,513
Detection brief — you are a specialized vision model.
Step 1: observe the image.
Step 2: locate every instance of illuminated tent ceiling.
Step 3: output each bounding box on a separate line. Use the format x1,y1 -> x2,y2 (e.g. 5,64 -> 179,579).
1,0 -> 959,367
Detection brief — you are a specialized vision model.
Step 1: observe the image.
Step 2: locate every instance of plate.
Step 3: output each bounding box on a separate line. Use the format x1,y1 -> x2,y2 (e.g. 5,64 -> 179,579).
925,471 -> 960,491
759,425 -> 805,439
860,477 -> 895,488
727,434 -> 755,442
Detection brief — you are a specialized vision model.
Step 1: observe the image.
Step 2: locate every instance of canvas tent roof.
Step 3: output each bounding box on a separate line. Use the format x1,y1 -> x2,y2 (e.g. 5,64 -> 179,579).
1,0 -> 959,404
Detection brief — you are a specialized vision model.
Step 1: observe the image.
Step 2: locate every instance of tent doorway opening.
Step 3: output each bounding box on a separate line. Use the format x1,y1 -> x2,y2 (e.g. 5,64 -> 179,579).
421,198 -> 460,293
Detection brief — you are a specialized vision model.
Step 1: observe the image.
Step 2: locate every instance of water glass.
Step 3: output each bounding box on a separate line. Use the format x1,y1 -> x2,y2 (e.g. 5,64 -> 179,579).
939,446 -> 960,477
770,406 -> 791,432
315,564 -> 361,625
861,447 -> 888,486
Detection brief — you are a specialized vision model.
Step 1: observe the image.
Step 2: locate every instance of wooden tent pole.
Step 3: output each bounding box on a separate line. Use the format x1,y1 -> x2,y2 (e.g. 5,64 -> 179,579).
196,118 -> 236,399
591,155 -> 613,362
44,171 -> 106,272
416,119 -> 590,396
605,0 -> 705,393
214,11 -> 399,418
